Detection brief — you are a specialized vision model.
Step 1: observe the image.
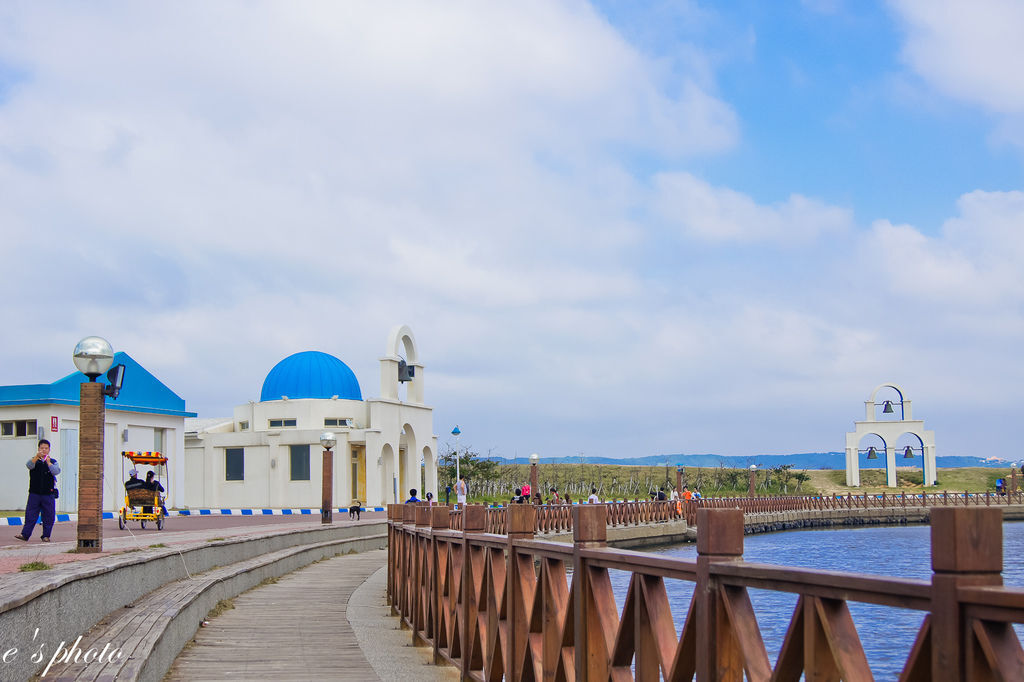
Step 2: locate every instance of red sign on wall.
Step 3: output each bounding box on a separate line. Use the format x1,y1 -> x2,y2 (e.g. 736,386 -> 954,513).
51,416 -> 58,432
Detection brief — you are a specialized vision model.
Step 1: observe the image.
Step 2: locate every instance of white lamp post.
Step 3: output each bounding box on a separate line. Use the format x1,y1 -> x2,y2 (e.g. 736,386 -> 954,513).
529,453 -> 539,502
451,425 -> 462,483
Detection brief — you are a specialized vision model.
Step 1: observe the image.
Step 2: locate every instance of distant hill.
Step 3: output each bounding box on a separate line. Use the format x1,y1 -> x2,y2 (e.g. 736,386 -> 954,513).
491,452 -> 1017,470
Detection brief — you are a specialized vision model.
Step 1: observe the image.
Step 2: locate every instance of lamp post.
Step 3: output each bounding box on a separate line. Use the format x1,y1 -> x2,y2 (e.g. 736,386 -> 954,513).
748,465 -> 757,498
529,453 -> 539,502
73,337 -> 115,553
320,432 -> 336,524
451,425 -> 461,484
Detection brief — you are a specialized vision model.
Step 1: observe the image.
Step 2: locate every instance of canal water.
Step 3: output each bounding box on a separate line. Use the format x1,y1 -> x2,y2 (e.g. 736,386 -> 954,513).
606,522 -> 1024,679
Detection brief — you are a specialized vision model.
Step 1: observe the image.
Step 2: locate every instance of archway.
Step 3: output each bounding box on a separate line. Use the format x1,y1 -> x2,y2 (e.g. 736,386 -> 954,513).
845,383 -> 936,487
380,442 -> 396,505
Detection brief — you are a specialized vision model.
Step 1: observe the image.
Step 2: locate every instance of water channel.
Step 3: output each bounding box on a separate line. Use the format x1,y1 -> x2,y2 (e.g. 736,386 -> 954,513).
606,521 -> 1024,679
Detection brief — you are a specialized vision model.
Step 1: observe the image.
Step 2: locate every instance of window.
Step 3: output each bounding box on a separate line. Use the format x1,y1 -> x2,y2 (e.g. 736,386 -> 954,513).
239,420 -> 249,431
268,418 -> 297,428
324,418 -> 349,427
225,448 -> 244,481
154,428 -> 164,453
290,444 -> 310,481
1,420 -> 37,437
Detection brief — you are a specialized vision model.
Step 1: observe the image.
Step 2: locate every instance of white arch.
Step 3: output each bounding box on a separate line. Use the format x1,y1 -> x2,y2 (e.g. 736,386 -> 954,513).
380,324 -> 424,403
845,384 -> 935,488
386,324 -> 419,364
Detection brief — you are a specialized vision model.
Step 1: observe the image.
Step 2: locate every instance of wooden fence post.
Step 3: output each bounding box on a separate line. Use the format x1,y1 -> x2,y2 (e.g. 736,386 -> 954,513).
428,505 -> 450,662
696,508 -> 745,682
930,507 -> 1003,681
573,504 -> 608,681
387,504 -> 398,608
507,504 -> 537,681
462,505 -> 486,680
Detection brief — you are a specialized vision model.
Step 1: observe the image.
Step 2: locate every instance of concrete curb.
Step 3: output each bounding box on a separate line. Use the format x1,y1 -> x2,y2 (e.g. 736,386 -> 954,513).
2,506 -> 387,526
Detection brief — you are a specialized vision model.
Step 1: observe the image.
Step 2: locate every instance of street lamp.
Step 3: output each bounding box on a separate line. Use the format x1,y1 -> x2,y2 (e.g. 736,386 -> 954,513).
320,432 -> 336,524
529,453 -> 539,502
748,465 -> 757,498
451,425 -> 462,484
73,336 -> 115,553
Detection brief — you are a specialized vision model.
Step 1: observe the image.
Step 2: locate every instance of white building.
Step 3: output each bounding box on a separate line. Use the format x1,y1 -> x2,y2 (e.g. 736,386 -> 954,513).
184,325 -> 437,509
0,353 -> 195,513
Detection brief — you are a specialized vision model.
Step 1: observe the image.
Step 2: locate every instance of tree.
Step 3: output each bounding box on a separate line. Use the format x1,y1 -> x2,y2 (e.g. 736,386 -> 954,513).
438,445 -> 499,498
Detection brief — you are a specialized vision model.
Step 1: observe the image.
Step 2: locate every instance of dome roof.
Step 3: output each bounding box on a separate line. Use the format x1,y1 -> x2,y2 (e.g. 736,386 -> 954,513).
260,351 -> 362,402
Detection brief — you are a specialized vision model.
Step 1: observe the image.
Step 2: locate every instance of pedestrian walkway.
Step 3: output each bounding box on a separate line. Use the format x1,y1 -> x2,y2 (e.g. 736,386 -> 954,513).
165,549 -> 456,681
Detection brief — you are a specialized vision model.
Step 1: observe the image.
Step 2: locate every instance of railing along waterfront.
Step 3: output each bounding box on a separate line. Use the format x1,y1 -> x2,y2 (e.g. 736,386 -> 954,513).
388,502 -> 1024,681
444,490 -> 1024,535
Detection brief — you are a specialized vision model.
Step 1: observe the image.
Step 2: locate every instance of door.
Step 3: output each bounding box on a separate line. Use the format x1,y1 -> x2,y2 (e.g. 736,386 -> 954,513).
58,429 -> 78,514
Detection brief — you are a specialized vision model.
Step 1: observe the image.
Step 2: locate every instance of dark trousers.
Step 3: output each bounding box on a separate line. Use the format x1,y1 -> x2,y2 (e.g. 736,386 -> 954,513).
21,492 -> 56,539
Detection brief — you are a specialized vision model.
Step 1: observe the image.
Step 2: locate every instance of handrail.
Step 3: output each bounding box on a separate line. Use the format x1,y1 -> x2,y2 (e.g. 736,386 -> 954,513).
443,490 -> 1024,533
389,503 -> 1024,681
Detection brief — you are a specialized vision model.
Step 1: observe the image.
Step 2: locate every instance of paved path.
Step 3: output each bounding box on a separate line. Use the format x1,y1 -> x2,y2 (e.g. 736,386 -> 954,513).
0,513 -> 384,574
165,549 -> 457,681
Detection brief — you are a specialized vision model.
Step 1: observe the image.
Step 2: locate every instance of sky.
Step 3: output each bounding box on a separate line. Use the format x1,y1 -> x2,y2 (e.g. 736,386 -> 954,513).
1,1 -> 1023,461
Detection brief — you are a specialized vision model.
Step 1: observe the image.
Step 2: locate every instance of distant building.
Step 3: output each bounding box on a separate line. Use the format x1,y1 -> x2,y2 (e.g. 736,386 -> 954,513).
0,353 -> 195,512
184,325 -> 437,509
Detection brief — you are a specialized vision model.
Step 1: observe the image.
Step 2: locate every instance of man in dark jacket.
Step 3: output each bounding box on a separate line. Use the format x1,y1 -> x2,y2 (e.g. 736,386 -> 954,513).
15,439 -> 60,542
143,471 -> 166,515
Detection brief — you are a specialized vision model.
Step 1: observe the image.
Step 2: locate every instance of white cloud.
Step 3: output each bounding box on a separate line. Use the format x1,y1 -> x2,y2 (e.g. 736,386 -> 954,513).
866,189 -> 1024,305
651,172 -> 853,243
0,2 -> 1021,461
890,0 -> 1024,114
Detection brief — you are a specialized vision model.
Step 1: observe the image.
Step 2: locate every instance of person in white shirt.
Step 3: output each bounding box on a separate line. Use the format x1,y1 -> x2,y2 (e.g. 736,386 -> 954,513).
455,475 -> 468,508
587,487 -> 600,504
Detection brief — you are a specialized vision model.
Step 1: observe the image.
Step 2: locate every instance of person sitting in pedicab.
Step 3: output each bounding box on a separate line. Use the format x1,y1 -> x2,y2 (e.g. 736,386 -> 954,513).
125,469 -> 146,492
143,471 -> 167,516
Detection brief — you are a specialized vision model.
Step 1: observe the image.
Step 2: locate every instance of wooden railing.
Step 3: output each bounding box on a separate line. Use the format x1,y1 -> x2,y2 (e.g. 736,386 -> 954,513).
443,490 -> 1024,534
388,502 -> 1024,681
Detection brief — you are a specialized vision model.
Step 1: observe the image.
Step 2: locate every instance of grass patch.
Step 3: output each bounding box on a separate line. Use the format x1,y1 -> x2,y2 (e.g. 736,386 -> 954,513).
19,561 -> 50,572
207,598 -> 235,619
149,543 -> 167,548
0,510 -> 23,518
206,537 -> 225,542
258,576 -> 279,587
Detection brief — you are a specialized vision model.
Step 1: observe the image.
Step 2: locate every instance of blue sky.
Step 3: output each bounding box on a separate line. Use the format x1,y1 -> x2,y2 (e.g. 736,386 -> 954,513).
1,1 -> 1022,461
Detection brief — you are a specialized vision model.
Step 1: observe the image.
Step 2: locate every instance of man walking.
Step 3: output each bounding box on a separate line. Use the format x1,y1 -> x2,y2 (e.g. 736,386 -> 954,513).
15,439 -> 60,542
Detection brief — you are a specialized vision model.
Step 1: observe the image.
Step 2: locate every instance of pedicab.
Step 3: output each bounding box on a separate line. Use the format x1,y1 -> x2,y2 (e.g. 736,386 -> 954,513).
118,451 -> 168,530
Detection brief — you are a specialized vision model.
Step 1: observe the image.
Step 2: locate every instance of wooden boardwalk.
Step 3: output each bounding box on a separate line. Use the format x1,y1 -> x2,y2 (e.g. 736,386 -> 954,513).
165,550 -> 386,681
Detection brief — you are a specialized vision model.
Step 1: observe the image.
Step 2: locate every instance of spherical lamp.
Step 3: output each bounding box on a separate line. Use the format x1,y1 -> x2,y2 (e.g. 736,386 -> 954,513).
73,337 -> 114,380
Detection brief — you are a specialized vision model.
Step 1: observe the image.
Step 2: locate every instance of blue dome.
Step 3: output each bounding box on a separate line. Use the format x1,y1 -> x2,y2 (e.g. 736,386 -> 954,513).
260,351 -> 362,402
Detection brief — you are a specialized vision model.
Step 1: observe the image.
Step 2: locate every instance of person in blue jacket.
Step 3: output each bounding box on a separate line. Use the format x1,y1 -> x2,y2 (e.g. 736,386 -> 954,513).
15,439 -> 60,542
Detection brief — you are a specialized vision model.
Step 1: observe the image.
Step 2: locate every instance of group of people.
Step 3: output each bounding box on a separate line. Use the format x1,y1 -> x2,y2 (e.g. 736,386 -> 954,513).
125,468 -> 167,515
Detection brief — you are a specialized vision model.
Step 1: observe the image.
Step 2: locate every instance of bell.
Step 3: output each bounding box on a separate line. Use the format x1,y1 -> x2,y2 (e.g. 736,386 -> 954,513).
903,446 -> 914,459
866,447 -> 878,460
882,400 -> 894,414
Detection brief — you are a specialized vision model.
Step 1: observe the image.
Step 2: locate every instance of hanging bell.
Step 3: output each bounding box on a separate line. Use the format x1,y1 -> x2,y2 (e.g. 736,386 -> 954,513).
866,447 -> 878,460
903,446 -> 914,459
882,400 -> 894,414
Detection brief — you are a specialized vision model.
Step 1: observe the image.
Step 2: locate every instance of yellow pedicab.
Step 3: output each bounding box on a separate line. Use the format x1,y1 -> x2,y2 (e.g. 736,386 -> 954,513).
118,451 -> 168,531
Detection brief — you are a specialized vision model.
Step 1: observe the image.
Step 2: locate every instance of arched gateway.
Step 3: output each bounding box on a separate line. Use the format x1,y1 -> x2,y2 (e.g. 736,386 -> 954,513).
845,383 -> 936,488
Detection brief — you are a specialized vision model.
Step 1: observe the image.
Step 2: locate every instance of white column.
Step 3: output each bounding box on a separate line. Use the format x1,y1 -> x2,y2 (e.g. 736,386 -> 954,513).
885,446 -> 897,487
846,446 -> 860,486
924,445 -> 937,486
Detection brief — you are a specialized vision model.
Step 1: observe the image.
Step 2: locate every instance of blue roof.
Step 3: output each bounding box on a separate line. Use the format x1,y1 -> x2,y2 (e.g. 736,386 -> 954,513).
260,351 -> 362,402
0,352 -> 196,417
